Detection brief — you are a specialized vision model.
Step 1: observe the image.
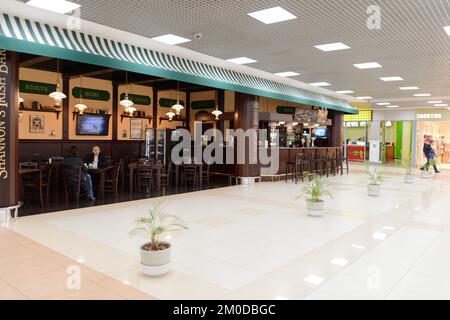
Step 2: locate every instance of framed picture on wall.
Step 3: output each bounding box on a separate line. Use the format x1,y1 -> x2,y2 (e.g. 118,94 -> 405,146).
29,115 -> 45,133
130,118 -> 143,139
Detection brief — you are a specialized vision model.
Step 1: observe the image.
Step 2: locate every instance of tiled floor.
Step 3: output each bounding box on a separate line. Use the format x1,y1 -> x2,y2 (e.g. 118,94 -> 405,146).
2,163 -> 450,300
0,228 -> 155,300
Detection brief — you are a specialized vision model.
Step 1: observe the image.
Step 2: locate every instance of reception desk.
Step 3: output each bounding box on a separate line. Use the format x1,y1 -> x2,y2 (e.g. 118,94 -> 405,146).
260,147 -> 342,175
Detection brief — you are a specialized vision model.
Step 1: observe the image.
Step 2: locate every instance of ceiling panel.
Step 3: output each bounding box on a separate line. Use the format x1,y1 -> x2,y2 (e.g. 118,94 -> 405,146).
18,0 -> 450,109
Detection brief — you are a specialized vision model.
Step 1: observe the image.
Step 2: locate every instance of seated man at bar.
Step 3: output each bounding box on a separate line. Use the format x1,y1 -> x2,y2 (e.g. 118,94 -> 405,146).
63,146 -> 95,201
85,145 -> 108,169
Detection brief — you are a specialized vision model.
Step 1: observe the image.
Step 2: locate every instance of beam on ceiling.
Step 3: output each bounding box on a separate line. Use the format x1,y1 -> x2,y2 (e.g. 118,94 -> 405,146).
19,56 -> 53,67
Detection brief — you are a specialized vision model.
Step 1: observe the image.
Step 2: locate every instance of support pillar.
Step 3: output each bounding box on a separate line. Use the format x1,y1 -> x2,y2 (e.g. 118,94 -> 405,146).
233,93 -> 260,182
0,50 -> 19,209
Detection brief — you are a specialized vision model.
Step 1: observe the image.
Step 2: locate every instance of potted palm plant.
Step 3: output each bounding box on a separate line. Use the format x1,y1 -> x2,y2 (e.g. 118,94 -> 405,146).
295,174 -> 332,217
403,159 -> 415,184
129,202 -> 188,276
368,166 -> 384,196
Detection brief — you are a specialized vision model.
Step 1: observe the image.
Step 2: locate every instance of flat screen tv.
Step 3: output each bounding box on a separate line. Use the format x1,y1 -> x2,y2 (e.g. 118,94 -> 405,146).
314,126 -> 328,139
76,114 -> 109,136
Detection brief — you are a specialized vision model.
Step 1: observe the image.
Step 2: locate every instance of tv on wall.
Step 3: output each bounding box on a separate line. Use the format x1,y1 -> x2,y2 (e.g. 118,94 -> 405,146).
314,126 -> 328,139
76,114 -> 109,136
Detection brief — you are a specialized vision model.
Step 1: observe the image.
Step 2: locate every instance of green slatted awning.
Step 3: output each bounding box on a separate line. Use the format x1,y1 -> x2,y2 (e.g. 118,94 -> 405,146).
0,12 -> 357,114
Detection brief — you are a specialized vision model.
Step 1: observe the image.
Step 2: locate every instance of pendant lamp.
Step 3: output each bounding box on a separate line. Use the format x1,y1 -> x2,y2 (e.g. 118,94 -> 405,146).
74,75 -> 87,114
48,59 -> 67,104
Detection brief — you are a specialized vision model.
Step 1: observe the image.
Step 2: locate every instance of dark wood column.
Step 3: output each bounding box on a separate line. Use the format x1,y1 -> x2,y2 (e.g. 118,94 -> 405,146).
62,75 -> 69,141
217,89 -> 225,133
112,81 -> 118,141
185,92 -> 191,131
152,88 -> 158,131
0,50 -> 19,208
331,111 -> 344,148
233,93 -> 260,178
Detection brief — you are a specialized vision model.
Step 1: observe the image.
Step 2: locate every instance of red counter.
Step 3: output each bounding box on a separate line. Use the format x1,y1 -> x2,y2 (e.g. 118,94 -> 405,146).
347,145 -> 365,162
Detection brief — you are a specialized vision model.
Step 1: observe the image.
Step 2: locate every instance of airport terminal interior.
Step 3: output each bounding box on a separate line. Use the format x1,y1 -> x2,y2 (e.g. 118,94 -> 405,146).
1,0 -> 450,301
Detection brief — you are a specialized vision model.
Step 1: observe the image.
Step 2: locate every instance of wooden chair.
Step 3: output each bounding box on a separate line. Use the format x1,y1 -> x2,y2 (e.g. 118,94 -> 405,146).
62,164 -> 89,207
337,148 -> 349,175
182,165 -> 198,190
201,164 -> 210,188
22,164 -> 52,209
159,162 -> 172,195
137,164 -> 153,194
293,153 -> 306,183
104,162 -> 121,198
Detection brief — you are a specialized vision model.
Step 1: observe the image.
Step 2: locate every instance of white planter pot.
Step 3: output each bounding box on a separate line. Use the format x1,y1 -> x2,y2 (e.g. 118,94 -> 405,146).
368,184 -> 381,197
404,174 -> 415,184
139,241 -> 172,276
306,199 -> 324,217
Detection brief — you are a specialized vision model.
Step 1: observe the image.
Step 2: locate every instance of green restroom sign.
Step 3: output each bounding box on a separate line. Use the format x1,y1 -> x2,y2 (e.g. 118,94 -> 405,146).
72,87 -> 110,101
120,93 -> 151,105
19,80 -> 56,95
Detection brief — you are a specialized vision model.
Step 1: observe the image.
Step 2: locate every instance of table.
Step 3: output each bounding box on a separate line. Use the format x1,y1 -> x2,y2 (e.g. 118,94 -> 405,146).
128,163 -> 163,195
88,166 -> 114,199
19,168 -> 40,175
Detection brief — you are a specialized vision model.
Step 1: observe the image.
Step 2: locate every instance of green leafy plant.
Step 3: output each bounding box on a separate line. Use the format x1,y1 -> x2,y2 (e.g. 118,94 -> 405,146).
129,202 -> 188,251
295,174 -> 333,203
368,166 -> 384,185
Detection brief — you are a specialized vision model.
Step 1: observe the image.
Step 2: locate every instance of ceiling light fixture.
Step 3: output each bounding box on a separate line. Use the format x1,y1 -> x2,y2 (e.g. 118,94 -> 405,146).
434,104 -> 448,107
428,101 -> 443,104
151,34 -> 191,45
18,97 -> 24,103
386,105 -> 400,108
26,0 -> 80,14
444,26 -> 450,36
309,82 -> 331,87
226,57 -> 257,65
336,90 -> 354,94
330,258 -> 348,267
120,72 -> 135,116
353,62 -> 382,69
315,42 -> 350,52
357,96 -> 373,100
304,275 -> 324,286
376,102 -> 391,106
399,86 -> 419,90
274,71 -> 300,77
248,6 -> 297,24
48,59 -> 66,106
74,75 -> 87,115
380,76 -> 404,82
172,81 -> 184,115
414,93 -> 431,97
166,108 -> 176,121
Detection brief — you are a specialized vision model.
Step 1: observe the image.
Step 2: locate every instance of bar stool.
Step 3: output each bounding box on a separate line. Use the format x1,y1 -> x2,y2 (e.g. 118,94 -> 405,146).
285,153 -> 296,183
294,153 -> 305,183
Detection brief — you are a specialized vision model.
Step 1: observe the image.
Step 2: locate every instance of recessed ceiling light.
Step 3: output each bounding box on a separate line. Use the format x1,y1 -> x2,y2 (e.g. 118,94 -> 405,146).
386,105 -> 400,108
336,90 -> 355,94
444,26 -> 450,36
248,6 -> 297,24
380,77 -> 404,82
353,62 -> 382,69
376,102 -> 391,106
414,93 -> 431,97
304,275 -> 324,286
351,244 -> 366,250
226,57 -> 258,65
428,101 -> 443,104
152,34 -> 191,45
274,71 -> 300,77
434,104 -> 448,107
26,0 -> 80,14
330,258 -> 348,267
315,42 -> 351,52
399,86 -> 419,90
357,96 -> 373,100
309,82 -> 331,87
382,226 -> 396,231
373,232 -> 387,240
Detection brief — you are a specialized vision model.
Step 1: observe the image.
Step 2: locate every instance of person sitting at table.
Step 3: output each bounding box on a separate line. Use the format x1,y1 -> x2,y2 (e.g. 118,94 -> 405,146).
63,146 -> 95,201
85,145 -> 108,168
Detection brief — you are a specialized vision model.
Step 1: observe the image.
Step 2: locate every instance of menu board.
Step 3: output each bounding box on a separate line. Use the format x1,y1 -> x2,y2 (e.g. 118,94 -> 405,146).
294,109 -> 318,123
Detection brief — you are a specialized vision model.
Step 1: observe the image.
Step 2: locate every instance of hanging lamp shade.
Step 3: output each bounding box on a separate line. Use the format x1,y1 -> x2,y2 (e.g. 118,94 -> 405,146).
49,83 -> 67,100
18,97 -> 24,103
166,109 -> 176,121
172,101 -> 184,115
75,103 -> 88,114
120,93 -> 134,108
125,105 -> 137,116
211,105 -> 223,120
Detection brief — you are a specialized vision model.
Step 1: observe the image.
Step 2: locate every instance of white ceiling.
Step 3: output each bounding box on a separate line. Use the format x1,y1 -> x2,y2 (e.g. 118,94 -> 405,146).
22,0 -> 450,110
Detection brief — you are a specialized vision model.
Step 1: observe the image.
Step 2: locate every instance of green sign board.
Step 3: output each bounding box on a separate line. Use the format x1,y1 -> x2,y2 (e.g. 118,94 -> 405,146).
191,100 -> 216,110
120,93 -> 151,105
159,98 -> 185,108
19,80 -> 56,95
276,106 -> 296,115
72,87 -> 110,101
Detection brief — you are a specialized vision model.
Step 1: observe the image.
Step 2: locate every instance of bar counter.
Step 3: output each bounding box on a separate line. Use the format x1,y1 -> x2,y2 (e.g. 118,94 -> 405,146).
261,147 -> 342,175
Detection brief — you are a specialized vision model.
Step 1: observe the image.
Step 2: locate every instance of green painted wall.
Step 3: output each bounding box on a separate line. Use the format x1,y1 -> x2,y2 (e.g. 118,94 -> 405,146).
395,122 -> 403,159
